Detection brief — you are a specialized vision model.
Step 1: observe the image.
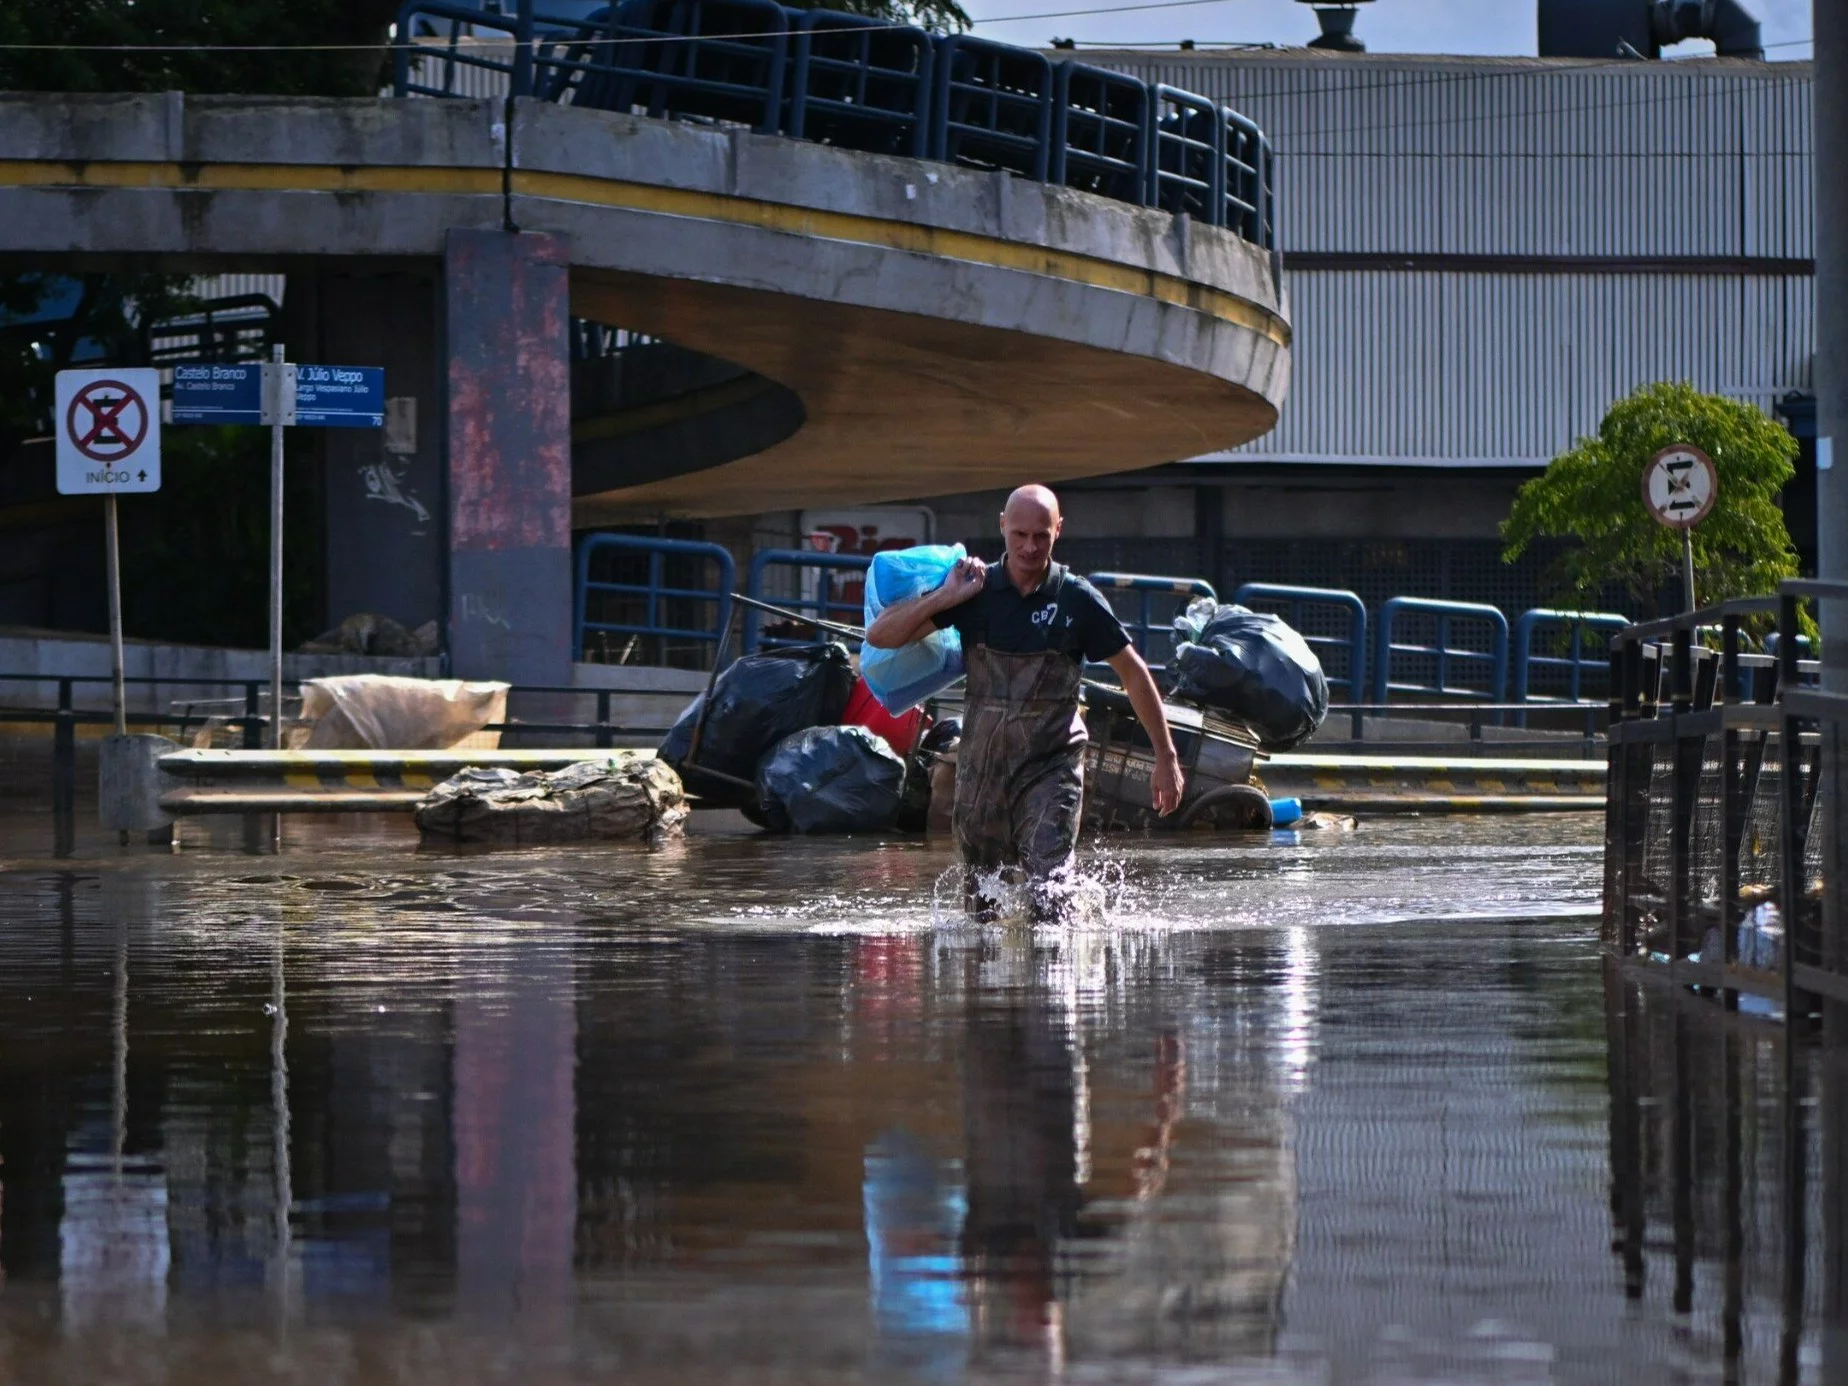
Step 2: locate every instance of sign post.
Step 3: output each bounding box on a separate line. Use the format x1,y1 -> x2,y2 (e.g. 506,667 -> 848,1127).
1642,443 -> 1719,613
266,346 -> 295,756
54,368 -> 162,737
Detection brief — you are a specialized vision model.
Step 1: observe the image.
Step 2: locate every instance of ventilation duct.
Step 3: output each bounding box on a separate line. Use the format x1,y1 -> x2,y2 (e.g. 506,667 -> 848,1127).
1295,1 -> 1372,54
1538,0 -> 1763,60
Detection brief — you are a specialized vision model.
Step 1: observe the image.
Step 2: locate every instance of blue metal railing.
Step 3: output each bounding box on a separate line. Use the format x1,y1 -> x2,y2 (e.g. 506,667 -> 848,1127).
1087,572 -> 1216,665
743,549 -> 871,652
1511,609 -> 1628,708
1371,597 -> 1510,704
392,0 -> 1277,247
1233,583 -> 1368,699
788,8 -> 933,157
569,537 -> 1629,716
574,533 -> 736,662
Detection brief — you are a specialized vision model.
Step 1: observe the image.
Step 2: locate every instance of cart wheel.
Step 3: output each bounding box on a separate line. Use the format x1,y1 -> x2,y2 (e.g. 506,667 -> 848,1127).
1175,784 -> 1274,832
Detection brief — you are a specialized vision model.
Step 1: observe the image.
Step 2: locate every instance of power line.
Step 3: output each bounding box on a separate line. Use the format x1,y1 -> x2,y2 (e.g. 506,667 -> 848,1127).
0,0 -> 1260,52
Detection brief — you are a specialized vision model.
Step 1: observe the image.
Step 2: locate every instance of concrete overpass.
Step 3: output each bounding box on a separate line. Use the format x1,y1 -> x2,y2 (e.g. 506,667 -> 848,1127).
0,90 -> 1290,681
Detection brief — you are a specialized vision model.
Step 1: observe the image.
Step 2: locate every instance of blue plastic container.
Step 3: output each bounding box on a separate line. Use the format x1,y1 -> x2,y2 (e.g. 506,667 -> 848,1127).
860,544 -> 967,712
1269,796 -> 1303,827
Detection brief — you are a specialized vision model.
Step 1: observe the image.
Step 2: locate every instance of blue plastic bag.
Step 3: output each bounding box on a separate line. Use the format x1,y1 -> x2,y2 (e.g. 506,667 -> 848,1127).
860,544 -> 967,713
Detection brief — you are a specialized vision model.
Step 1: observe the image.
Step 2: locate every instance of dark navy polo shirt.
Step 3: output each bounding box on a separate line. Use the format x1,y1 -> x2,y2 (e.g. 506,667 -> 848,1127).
933,561 -> 1131,663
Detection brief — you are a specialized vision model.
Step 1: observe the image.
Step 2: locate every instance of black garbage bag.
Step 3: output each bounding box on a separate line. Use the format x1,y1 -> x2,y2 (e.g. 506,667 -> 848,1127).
658,643 -> 855,804
1168,600 -> 1328,749
755,725 -> 907,834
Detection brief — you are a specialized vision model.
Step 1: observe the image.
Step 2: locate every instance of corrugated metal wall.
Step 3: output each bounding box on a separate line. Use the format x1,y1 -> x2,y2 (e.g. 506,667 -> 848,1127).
1243,268 -> 1813,464
187,273 -> 286,304
1096,53 -> 1814,258
1084,52 -> 1815,465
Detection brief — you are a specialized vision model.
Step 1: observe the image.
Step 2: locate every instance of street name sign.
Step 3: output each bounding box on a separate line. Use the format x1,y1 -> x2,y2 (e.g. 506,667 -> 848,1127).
170,362 -> 272,425
295,364 -> 384,427
54,368 -> 161,494
1643,444 -> 1718,529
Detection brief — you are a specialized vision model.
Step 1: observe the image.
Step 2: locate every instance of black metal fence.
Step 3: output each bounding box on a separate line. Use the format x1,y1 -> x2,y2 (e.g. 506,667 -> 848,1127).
1604,580 -> 1845,1033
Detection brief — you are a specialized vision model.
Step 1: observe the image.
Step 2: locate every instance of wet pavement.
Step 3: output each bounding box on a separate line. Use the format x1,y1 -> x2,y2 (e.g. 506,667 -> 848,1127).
0,812 -> 1838,1383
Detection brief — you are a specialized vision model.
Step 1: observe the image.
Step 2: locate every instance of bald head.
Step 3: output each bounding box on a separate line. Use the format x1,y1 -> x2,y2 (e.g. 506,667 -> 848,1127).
1003,484 -> 1062,526
998,484 -> 1064,592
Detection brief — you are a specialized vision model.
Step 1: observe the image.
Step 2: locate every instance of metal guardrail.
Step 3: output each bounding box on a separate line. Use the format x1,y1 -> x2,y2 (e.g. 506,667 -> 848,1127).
1322,700 -> 1605,751
742,549 -> 871,652
1087,572 -> 1215,666
1233,582 -> 1367,700
391,0 -> 1278,247
1512,609 -> 1629,705
0,672 -> 683,857
574,533 -> 735,664
1371,596 -> 1510,706
1510,608 -> 1628,729
1603,581 -> 1842,1029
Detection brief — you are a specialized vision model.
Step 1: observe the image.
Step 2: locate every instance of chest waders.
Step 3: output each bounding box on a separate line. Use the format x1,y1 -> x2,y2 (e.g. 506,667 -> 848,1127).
953,643 -> 1087,920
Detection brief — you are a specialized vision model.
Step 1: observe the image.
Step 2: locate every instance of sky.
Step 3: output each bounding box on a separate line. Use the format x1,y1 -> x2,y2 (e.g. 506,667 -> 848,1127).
957,0 -> 1813,60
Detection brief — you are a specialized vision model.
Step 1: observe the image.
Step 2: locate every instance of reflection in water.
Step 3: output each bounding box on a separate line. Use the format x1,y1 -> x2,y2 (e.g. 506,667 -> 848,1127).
1601,960 -> 1848,1384
861,929 -> 1299,1374
2,813 -> 1842,1381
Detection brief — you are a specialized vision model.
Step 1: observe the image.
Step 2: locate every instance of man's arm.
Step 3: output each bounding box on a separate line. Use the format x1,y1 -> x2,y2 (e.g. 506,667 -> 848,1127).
864,556 -> 986,648
1104,644 -> 1185,816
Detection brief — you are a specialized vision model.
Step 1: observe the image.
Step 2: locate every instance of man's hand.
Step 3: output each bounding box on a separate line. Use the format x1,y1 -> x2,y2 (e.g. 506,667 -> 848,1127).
940,555 -> 987,603
1151,749 -> 1185,817
864,555 -> 987,648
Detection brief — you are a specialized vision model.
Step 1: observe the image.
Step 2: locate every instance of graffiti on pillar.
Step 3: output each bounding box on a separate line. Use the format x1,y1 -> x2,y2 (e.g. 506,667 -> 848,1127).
360,456 -> 430,527
460,593 -> 512,629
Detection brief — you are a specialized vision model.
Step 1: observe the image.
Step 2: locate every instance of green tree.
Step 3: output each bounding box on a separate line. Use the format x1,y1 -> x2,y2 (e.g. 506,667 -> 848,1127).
0,0 -> 969,94
0,1 -> 401,98
787,0 -> 971,33
1502,381 -> 1803,619
0,272 -> 200,457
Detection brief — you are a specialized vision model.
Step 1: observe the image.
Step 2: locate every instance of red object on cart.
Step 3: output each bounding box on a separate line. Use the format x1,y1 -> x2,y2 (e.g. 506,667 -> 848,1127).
841,678 -> 925,754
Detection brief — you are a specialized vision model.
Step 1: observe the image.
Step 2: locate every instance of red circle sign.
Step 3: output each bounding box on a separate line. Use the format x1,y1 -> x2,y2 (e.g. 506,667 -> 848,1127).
1642,444 -> 1718,529
65,379 -> 150,463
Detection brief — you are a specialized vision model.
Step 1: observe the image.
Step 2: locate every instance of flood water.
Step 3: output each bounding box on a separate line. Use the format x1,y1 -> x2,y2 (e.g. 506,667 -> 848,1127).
0,812 -> 1842,1384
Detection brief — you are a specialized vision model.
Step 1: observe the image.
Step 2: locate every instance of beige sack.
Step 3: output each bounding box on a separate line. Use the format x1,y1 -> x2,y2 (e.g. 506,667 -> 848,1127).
301,675 -> 509,750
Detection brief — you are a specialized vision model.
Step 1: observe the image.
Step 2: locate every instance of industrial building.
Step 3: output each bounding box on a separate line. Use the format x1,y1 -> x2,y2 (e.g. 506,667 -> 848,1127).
911,34 -> 1817,614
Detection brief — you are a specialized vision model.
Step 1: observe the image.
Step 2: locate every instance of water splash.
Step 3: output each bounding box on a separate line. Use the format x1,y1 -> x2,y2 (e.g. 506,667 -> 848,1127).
929,851 -> 1131,930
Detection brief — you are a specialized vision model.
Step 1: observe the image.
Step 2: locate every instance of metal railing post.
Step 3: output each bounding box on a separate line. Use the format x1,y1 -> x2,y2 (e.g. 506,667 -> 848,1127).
242,680 -> 264,852
53,677 -> 75,858
512,0 -> 536,97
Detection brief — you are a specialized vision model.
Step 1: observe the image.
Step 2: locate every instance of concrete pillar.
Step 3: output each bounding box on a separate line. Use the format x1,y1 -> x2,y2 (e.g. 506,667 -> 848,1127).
313,268 -> 446,637
1818,2 -> 1848,684
444,230 -> 574,687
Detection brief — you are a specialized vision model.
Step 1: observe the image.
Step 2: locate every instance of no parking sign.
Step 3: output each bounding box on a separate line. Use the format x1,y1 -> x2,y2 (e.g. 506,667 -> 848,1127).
54,367 -> 161,494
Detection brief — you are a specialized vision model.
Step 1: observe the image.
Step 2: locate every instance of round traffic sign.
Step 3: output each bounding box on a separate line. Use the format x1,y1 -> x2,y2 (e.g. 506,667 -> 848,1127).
65,378 -> 151,464
1642,444 -> 1718,529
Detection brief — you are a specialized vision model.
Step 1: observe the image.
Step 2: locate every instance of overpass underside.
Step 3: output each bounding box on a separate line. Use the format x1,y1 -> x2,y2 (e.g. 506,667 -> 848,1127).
569,267 -> 1281,521
0,92 -> 1290,679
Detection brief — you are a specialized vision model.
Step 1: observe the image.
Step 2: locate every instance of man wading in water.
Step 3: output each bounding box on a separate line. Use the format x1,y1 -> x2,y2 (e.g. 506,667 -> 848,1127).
866,485 -> 1184,920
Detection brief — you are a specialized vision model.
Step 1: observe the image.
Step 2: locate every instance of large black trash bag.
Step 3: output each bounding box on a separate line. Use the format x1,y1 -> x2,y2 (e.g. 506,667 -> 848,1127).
755,725 -> 907,834
658,643 -> 855,804
1168,599 -> 1328,749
